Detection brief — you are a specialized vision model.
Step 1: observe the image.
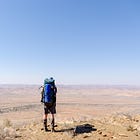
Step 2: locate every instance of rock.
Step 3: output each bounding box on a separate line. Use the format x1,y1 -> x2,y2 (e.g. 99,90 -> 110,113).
16,128 -> 20,131
137,126 -> 140,131
102,134 -> 107,137
131,124 -> 140,131
98,131 -> 102,135
111,136 -> 117,139
5,137 -> 11,140
83,133 -> 92,138
118,133 -> 128,137
134,131 -> 139,136
83,135 -> 89,138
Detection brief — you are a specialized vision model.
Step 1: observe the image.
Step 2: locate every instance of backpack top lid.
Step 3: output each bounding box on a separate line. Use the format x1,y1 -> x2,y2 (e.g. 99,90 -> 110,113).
44,77 -> 55,85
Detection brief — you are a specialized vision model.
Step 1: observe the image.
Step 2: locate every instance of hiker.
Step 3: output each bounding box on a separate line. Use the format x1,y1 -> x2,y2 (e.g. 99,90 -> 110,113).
40,77 -> 57,132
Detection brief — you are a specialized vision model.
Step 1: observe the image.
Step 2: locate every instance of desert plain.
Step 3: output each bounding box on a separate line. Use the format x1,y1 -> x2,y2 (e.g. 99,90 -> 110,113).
0,85 -> 140,140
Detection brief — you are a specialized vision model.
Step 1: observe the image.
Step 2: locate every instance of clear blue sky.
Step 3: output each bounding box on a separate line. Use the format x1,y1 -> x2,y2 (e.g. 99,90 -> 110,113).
0,0 -> 140,85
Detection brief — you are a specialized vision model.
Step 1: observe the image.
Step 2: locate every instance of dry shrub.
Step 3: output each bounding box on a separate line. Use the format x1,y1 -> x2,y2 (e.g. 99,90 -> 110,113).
0,127 -> 4,140
127,125 -> 134,132
3,119 -> 12,127
0,119 -> 19,140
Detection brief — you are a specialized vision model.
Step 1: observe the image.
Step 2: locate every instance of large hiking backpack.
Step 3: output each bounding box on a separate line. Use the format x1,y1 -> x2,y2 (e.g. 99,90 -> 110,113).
41,77 -> 56,103
43,84 -> 54,103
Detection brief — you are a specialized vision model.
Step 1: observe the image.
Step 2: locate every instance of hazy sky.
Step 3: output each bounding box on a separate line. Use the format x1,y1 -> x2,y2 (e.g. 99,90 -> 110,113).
0,0 -> 140,85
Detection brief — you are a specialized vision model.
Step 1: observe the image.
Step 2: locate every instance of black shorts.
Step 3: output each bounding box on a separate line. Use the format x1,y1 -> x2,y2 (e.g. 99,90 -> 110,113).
44,102 -> 56,114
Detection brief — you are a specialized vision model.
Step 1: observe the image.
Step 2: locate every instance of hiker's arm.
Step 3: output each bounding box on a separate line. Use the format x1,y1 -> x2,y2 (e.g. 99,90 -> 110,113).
54,86 -> 57,94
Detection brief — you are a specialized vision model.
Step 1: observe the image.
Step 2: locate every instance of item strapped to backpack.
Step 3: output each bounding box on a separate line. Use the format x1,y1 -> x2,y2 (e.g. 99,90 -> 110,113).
44,77 -> 55,86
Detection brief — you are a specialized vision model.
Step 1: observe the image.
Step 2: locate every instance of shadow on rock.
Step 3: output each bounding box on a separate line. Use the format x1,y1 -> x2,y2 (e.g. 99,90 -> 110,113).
56,123 -> 97,136
74,124 -> 97,135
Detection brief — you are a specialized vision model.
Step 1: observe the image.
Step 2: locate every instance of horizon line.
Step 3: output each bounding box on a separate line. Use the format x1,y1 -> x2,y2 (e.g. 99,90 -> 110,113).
0,83 -> 140,87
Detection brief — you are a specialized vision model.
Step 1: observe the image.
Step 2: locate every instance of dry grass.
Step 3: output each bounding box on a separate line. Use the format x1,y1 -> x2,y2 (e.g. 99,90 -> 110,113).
127,125 -> 135,132
0,119 -> 20,140
3,119 -> 12,127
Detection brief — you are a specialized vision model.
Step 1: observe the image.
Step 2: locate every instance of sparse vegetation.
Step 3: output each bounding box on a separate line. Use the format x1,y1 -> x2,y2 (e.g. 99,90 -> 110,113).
3,119 -> 12,127
1,85 -> 140,139
0,119 -> 18,140
127,125 -> 135,132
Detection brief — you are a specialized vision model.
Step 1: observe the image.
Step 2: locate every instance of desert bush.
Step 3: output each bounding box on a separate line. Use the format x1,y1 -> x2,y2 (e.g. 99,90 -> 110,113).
3,119 -> 12,127
0,127 -> 4,140
127,125 -> 135,132
0,126 -> 18,140
0,119 -> 19,140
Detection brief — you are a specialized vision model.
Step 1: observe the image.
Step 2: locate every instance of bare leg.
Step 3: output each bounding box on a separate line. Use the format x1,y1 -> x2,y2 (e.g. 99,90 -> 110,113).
43,114 -> 48,120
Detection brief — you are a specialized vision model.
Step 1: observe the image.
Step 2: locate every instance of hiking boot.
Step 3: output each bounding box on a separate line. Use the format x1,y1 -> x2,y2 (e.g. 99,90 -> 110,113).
45,127 -> 49,132
44,119 -> 48,132
51,118 -> 55,132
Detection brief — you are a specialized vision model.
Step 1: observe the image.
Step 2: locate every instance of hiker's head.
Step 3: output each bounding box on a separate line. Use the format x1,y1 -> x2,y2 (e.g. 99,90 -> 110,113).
50,77 -> 54,81
50,77 -> 53,80
50,77 -> 55,83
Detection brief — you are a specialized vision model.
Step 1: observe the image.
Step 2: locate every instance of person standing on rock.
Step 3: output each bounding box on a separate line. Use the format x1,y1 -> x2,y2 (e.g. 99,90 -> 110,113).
40,77 -> 57,132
